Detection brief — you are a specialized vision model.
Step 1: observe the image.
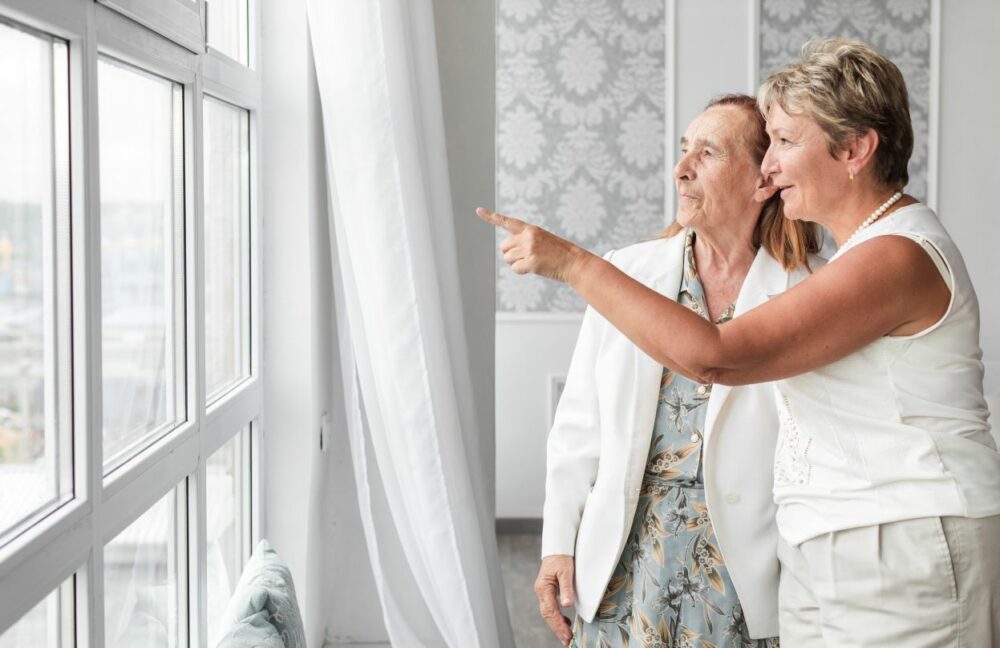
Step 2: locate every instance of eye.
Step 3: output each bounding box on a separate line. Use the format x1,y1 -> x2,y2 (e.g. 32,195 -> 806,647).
780,138 -> 792,145
680,148 -> 688,155
702,149 -> 713,157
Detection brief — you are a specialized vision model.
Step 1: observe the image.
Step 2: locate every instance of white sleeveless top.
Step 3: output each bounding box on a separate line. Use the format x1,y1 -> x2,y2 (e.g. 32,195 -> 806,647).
772,203 -> 1000,545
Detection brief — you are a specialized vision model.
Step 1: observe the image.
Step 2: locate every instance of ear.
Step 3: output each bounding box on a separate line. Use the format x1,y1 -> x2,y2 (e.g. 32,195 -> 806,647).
838,128 -> 880,177
752,174 -> 779,204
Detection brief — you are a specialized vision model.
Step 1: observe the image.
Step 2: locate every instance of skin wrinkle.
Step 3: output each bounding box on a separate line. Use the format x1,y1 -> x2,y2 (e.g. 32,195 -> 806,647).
675,105 -> 775,319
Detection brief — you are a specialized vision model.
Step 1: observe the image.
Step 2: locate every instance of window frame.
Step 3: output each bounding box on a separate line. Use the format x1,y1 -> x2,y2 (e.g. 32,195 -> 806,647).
0,14 -> 75,551
95,50 -> 190,478
202,93 -> 253,405
95,0 -> 203,55
0,0 -> 262,645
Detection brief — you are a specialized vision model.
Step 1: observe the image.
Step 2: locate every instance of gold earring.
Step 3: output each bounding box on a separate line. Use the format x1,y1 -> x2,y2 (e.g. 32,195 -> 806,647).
849,169 -> 855,181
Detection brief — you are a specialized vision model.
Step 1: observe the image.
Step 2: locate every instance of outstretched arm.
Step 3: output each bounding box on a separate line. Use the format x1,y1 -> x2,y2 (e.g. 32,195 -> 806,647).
478,208 -> 949,386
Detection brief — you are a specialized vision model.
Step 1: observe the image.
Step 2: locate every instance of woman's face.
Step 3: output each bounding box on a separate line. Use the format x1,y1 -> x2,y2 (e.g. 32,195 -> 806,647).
673,105 -> 766,233
761,103 -> 848,222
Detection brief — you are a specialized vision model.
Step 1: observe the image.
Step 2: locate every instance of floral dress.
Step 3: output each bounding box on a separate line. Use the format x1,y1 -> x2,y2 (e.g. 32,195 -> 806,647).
571,231 -> 778,648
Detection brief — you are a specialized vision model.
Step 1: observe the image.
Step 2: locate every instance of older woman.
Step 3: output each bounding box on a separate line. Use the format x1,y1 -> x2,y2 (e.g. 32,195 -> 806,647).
484,39 -> 1000,646
535,94 -> 823,648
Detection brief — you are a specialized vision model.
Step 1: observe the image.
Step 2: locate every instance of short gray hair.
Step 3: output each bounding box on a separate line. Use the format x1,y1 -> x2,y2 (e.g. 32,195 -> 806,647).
757,38 -> 913,189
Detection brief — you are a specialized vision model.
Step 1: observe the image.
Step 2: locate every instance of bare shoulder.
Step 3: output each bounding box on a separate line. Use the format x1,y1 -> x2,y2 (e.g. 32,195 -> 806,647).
827,234 -> 945,286
713,227 -> 951,383
817,234 -> 950,334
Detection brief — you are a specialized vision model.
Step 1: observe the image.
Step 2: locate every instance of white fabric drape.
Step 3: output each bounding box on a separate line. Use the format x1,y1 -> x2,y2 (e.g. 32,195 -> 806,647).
305,2 -> 514,646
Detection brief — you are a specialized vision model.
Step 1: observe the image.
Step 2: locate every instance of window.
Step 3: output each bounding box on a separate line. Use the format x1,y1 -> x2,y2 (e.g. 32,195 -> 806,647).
0,19 -> 73,542
203,97 -> 250,403
104,487 -> 186,648
0,1 -> 260,645
207,0 -> 249,66
99,58 -> 187,474
206,427 -> 250,645
0,576 -> 75,647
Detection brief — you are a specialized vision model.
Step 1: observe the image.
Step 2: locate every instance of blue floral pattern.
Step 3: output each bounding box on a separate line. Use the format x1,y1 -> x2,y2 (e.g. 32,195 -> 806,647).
572,232 -> 777,648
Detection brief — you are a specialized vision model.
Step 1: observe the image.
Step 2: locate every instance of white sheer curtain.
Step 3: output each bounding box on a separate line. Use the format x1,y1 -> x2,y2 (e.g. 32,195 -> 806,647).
305,2 -> 514,646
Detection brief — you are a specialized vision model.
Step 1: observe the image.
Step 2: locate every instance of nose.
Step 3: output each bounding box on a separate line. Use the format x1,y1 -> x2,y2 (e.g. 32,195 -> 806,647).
674,150 -> 694,181
761,146 -> 778,177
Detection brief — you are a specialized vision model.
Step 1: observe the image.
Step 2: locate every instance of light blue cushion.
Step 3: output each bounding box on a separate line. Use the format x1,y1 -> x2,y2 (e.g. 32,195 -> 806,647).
220,540 -> 307,648
216,610 -> 284,648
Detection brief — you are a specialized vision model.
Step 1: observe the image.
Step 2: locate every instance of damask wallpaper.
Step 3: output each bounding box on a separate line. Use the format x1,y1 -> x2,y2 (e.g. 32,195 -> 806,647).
496,0 -> 666,313
496,0 -> 932,313
760,0 -> 932,201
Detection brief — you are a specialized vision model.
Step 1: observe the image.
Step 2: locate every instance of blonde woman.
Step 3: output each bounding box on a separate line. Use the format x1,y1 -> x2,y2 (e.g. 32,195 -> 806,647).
483,39 -> 1000,646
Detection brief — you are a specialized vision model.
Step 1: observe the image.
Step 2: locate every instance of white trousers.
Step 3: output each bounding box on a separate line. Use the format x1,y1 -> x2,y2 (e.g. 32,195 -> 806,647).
777,515 -> 1000,647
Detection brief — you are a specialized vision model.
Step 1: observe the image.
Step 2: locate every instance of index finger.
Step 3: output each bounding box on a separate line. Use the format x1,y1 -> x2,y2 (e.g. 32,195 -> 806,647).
476,207 -> 526,234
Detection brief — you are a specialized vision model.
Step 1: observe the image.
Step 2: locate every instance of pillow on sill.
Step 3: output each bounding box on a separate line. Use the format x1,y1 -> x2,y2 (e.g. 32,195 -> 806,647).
219,539 -> 307,648
216,609 -> 284,648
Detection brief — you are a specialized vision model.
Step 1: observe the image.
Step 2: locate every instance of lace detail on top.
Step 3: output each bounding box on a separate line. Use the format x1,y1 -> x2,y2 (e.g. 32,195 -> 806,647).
773,389 -> 811,487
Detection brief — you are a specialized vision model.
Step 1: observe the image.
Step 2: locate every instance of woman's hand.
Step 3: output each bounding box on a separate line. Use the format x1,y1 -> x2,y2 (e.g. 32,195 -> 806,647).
535,554 -> 576,646
477,207 -> 594,284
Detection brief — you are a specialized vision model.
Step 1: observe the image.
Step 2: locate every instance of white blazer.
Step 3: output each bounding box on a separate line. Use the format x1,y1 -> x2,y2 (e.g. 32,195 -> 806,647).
541,232 -> 824,638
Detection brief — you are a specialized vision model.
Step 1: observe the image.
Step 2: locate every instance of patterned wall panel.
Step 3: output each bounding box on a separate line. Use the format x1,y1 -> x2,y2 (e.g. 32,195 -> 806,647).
496,0 -> 666,313
760,0 -> 932,201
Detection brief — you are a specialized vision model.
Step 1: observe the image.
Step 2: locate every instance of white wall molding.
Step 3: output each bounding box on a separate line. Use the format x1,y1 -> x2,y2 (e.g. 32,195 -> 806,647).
664,0 -> 677,225
927,0 -> 941,212
749,0 -> 761,91
495,312 -> 584,324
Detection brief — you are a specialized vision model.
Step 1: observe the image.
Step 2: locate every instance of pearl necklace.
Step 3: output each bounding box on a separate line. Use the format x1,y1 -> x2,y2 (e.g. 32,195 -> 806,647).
841,190 -> 903,250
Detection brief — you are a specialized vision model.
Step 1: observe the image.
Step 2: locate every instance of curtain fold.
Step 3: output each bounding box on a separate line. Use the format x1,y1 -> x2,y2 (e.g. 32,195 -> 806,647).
306,2 -> 514,646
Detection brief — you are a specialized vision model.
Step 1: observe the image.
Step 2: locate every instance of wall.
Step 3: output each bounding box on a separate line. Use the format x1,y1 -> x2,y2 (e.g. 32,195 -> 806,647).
938,0 -> 1000,434
496,0 -> 1000,518
495,0 -> 759,519
432,0 -> 498,524
260,0 -> 344,644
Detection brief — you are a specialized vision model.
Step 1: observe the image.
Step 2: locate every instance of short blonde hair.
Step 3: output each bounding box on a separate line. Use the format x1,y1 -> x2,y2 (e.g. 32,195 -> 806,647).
660,94 -> 820,271
757,38 -> 913,189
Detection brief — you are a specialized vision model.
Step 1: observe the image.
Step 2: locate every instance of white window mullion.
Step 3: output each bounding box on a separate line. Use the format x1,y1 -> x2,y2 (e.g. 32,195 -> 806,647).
240,423 -> 252,567
40,35 -> 59,502
249,418 -> 262,548
170,482 -> 190,648
189,462 -> 207,648
51,34 -> 75,528
167,81 -> 187,440
78,2 -> 106,646
190,62 -> 209,648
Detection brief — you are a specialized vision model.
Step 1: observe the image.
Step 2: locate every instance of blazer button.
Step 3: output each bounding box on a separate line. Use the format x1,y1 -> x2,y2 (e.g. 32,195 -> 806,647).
725,493 -> 741,504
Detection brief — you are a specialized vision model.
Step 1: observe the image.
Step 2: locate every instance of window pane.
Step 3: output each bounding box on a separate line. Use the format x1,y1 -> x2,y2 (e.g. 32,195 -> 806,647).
204,98 -> 250,402
0,576 -> 74,647
207,0 -> 249,66
0,22 -> 72,539
99,59 -> 185,473
105,489 -> 183,648
206,428 -> 249,646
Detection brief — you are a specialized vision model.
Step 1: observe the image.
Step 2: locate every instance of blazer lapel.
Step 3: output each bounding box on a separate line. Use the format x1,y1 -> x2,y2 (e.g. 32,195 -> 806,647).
703,249 -> 789,444
625,234 -> 687,474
